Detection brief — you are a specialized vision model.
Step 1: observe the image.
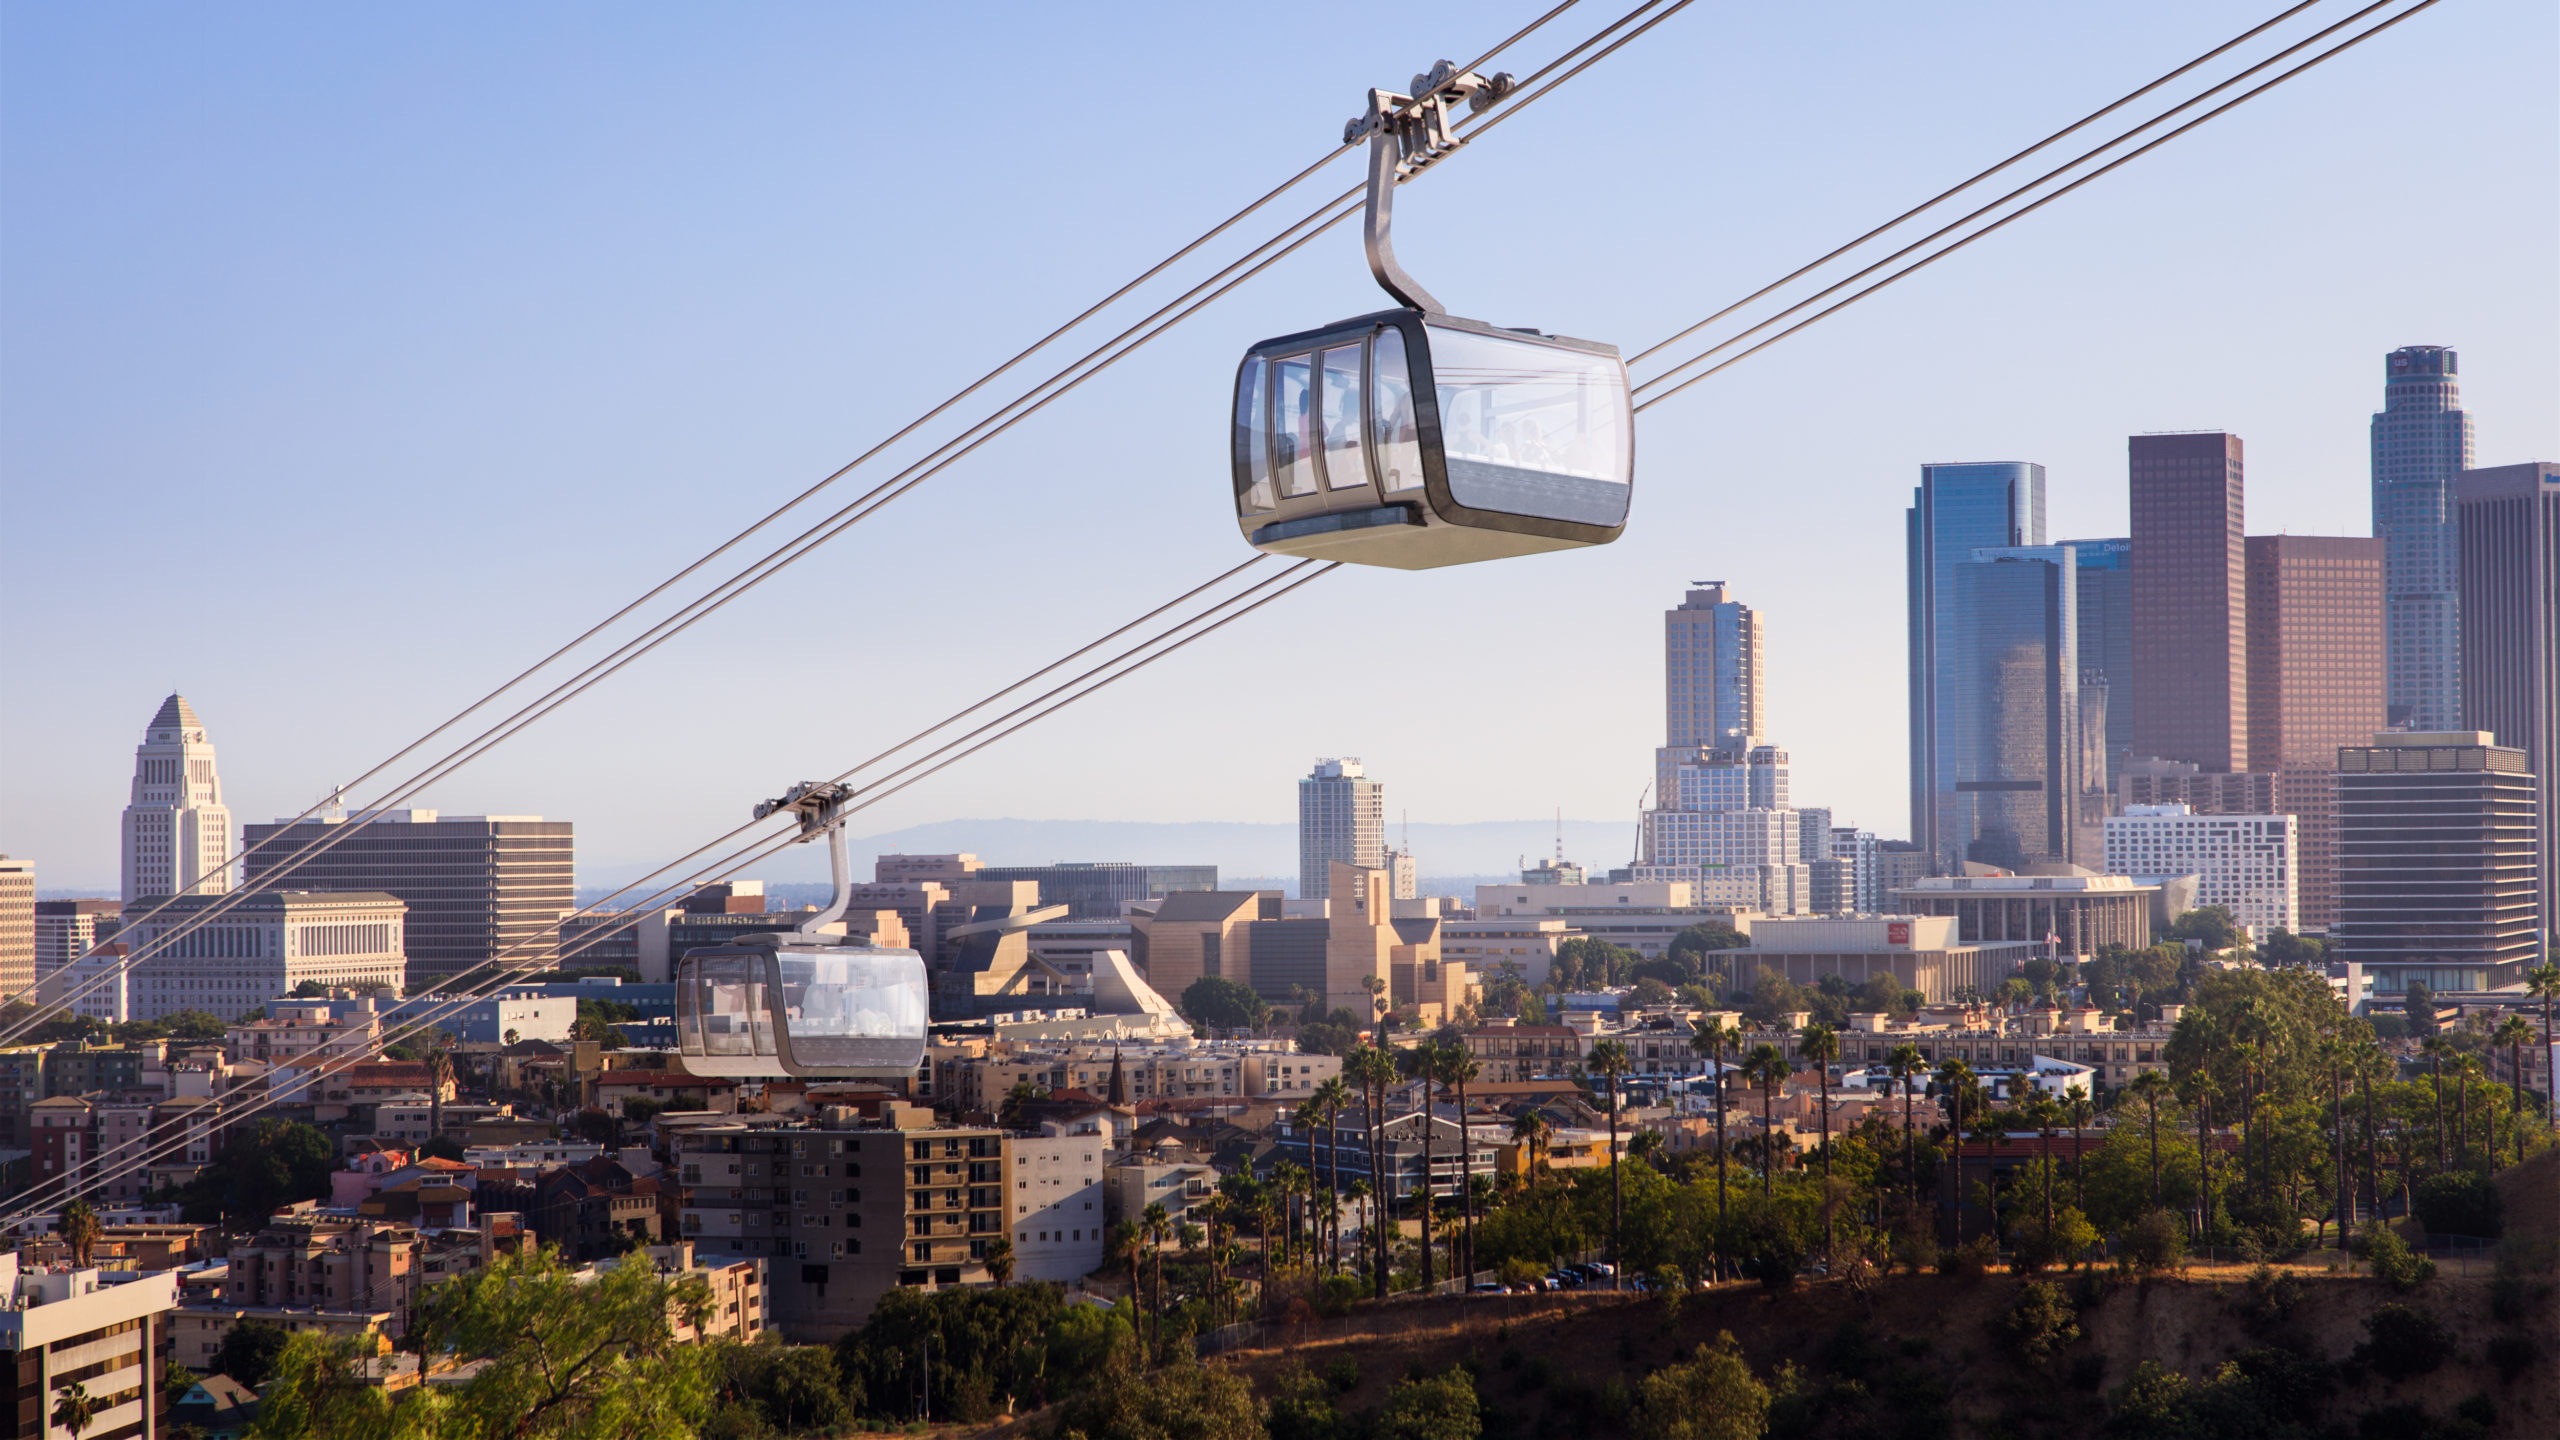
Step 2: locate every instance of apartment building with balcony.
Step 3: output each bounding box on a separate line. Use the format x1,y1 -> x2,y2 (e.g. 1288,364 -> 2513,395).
670,1105 -> 1009,1341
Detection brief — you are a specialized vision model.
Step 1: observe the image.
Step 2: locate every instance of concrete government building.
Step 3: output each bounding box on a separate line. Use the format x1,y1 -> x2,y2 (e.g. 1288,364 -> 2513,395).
244,809 -> 572,985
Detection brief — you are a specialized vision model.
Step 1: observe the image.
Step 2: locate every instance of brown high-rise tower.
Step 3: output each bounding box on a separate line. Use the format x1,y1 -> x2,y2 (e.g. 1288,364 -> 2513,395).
2246,534 -> 2386,930
2246,536 -> 2387,771
2130,432 -> 2247,771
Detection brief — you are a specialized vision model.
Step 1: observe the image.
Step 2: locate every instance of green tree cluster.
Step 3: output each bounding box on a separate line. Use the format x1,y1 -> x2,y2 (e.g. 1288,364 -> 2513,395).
163,1119 -> 335,1226
251,1247 -> 719,1440
1181,977 -> 1270,1033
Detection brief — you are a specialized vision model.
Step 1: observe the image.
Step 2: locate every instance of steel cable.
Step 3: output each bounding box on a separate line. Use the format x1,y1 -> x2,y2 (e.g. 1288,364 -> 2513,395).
3,561 -> 1339,1225
1632,0 -> 2440,410
17,4 -> 1599,1017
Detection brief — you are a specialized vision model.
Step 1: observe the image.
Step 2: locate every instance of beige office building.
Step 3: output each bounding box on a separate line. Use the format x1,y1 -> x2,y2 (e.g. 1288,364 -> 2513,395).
1706,915 -> 2031,1005
0,858 -> 31,997
1892,873 -> 2165,957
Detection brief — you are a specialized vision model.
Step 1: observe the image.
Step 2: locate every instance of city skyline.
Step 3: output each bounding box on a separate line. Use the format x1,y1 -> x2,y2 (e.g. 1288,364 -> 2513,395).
3,3 -> 2552,895
2,8 -> 2556,1403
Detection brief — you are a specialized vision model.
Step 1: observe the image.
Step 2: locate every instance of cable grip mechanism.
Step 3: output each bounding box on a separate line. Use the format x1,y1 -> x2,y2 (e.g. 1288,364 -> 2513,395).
1339,60 -> 1515,314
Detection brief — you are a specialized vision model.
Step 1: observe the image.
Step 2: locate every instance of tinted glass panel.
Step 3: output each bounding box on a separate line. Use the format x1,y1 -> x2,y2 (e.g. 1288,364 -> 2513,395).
1319,345 -> 1368,491
775,947 -> 930,1068
1273,356 -> 1317,498
1371,328 -> 1424,494
1426,325 -> 1630,526
1233,357 -> 1274,514
690,954 -> 771,1057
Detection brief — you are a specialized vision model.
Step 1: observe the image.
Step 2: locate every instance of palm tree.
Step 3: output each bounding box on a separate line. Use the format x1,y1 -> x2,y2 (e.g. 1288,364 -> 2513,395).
2319,1035 -> 2353,1242
1433,1041 -> 1483,1280
1345,1045 -> 1399,1296
2062,1083 -> 2093,1212
425,1042 -> 455,1144
1196,1196 -> 1228,1326
1799,1024 -> 1840,1183
1312,1076 -> 1352,1273
59,1198 -> 101,1271
2022,1092 -> 2059,1246
1268,1160 -> 1308,1270
2494,1015 -> 2536,1167
1510,1109 -> 1552,1186
1342,1178 -> 1373,1285
2450,1053 -> 2486,1170
50,1381 -> 94,1440
1798,1022 -> 1841,1255
985,1237 -> 1016,1286
1935,1058 -> 1975,1239
1395,1044 -> 1438,1289
2126,1070 -> 2170,1210
1586,1038 -> 1633,1267
2178,1070 -> 2214,1240
2353,1044 -> 2387,1222
1141,1202 -> 1171,1345
1692,1016 -> 1738,1222
2230,1038 -> 2264,1201
2420,1034 -> 2453,1169
2529,962 -> 2560,1131
1887,1043 -> 1925,1212
1742,1044 -> 1791,1198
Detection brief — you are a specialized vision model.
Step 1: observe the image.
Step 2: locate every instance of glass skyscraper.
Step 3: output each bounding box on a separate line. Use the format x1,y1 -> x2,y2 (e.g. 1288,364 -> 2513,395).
1939,546 -> 2082,872
2064,536 -> 2132,791
1906,462 -> 2046,864
2370,346 -> 2474,730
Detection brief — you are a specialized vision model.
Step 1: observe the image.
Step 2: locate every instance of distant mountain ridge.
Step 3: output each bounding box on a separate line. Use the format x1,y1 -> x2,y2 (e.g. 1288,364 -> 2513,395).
579,816 -> 1637,895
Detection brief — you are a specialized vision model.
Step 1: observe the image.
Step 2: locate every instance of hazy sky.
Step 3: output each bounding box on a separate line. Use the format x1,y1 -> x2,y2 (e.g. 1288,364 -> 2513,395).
5,1 -> 2553,892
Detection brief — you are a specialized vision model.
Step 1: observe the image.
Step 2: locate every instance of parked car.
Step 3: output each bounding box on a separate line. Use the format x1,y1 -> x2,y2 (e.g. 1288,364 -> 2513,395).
1469,1281 -> 1505,1294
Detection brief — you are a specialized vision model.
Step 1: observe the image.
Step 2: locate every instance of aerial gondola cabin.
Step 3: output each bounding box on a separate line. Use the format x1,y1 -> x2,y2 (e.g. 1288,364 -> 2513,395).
674,938 -> 928,1079
1230,311 -> 1630,569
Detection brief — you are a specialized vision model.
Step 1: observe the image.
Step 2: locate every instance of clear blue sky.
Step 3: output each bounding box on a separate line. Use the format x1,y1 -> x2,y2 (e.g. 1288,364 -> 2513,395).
5,1 -> 2553,891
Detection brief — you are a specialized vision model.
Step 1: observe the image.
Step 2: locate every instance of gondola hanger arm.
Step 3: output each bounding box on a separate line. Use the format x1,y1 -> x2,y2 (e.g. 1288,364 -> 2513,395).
1340,59 -> 1515,314
753,779 -> 857,936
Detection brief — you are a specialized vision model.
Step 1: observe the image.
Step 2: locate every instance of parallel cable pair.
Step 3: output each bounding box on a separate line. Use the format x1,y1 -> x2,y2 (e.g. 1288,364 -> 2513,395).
19,0 -> 2447,1210
12,1 -> 1639,1035
0,558 -> 1342,1228
1627,0 -> 2443,409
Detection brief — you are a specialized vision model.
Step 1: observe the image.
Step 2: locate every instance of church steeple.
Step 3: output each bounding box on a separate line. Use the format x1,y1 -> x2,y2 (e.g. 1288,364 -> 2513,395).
1107,1043 -> 1127,1106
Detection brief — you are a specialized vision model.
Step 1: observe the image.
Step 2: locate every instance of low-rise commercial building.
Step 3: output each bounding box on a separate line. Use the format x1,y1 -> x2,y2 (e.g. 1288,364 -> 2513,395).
936,1040 -> 1336,1116
1892,873 -> 2165,957
382,991 -> 576,1045
1102,1158 -> 1221,1226
1273,1105 -> 1506,1200
1706,915 -> 2035,1005
1469,880 -> 1755,959
172,1305 -> 392,1374
1460,1023 -> 1588,1083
